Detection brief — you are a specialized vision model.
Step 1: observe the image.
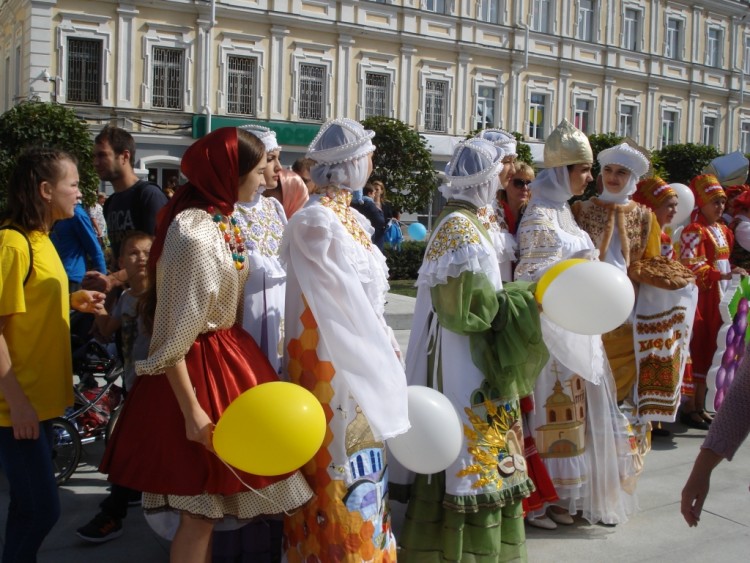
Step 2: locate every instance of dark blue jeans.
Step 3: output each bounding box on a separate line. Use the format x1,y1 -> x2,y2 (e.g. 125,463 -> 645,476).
0,420 -> 60,563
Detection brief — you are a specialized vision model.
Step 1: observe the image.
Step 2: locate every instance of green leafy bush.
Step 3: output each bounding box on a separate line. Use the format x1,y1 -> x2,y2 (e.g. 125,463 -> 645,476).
0,101 -> 98,210
652,143 -> 723,185
384,240 -> 427,280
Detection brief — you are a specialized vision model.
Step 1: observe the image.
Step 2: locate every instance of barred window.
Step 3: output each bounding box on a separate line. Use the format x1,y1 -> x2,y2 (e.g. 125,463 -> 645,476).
298,63 -> 326,121
227,55 -> 257,116
67,38 -> 102,104
365,72 -> 389,118
424,79 -> 448,132
152,47 -> 184,110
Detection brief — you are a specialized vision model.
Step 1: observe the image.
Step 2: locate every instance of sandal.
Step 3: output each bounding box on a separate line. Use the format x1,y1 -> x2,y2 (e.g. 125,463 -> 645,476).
699,410 -> 714,424
679,410 -> 709,430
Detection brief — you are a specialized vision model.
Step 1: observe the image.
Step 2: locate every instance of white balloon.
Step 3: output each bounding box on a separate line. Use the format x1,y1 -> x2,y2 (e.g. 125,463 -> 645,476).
670,225 -> 684,244
542,261 -> 635,335
387,386 -> 463,475
668,183 -> 694,227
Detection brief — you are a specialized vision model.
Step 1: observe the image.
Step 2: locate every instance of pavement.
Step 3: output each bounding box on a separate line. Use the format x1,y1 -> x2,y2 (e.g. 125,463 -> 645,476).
2,292 -> 749,562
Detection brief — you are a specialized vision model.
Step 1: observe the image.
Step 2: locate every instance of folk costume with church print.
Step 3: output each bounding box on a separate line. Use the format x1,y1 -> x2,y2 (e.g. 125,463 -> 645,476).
397,139 -> 547,562
281,119 -> 408,562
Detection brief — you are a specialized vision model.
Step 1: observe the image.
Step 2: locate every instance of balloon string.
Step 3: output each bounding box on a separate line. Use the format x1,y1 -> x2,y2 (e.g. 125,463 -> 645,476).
215,456 -> 298,517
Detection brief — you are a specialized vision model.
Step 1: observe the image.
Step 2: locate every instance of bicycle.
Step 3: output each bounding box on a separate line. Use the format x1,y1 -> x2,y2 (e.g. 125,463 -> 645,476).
50,338 -> 124,485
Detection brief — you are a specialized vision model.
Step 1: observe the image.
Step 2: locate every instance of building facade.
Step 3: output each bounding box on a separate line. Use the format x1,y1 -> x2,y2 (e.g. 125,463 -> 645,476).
2,0 -> 750,179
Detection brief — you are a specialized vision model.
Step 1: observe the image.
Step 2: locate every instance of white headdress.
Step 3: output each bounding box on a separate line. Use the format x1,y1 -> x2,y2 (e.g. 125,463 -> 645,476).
440,138 -> 502,207
238,124 -> 281,153
597,142 -> 649,203
476,128 -> 517,158
306,118 -> 376,191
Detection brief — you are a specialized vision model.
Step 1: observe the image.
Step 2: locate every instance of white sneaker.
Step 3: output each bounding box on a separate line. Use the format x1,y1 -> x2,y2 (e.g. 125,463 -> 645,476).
526,515 -> 557,530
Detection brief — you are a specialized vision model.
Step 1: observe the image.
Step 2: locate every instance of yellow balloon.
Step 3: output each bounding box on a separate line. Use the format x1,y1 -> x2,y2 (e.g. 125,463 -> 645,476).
535,258 -> 588,303
213,382 -> 326,476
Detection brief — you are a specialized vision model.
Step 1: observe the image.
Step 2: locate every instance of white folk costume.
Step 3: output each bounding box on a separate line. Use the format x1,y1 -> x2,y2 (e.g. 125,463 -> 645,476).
515,121 -> 637,525
281,119 -> 408,563
397,139 -> 547,561
236,124 -> 288,374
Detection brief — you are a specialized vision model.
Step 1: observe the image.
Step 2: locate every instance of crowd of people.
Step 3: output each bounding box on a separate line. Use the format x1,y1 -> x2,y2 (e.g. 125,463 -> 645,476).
3,117 -> 750,562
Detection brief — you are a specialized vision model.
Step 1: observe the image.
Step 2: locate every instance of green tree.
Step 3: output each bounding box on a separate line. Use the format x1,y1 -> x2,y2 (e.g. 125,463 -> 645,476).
652,143 -> 723,185
0,101 -> 98,210
362,116 -> 439,213
465,128 -> 534,168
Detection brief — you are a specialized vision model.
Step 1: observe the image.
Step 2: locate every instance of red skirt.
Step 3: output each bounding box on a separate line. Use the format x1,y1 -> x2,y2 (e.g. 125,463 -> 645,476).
101,325 -> 288,495
690,289 -> 721,377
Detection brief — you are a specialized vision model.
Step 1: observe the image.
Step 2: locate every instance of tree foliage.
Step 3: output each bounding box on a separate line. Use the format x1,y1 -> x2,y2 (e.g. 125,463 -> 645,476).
465,128 -> 535,168
652,143 -> 723,185
0,101 -> 98,210
362,117 -> 439,213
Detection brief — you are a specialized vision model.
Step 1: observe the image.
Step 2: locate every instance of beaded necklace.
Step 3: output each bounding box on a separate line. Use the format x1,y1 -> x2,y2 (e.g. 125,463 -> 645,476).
208,206 -> 246,270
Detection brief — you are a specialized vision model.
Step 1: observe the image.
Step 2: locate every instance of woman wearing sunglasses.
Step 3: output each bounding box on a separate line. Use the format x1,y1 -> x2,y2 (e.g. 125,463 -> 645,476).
501,162 -> 535,235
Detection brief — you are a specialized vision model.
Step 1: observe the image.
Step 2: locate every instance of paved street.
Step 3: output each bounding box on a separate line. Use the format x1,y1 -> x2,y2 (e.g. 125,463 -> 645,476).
1,293 -> 748,562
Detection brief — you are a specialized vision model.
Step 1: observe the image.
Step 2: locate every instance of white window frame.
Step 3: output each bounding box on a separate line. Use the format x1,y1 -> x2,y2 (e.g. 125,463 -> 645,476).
423,79 -> 450,132
363,72 -> 391,118
357,52 -> 397,120
574,98 -> 594,134
700,105 -> 721,148
56,13 -> 112,105
616,95 -> 641,140
744,36 -> 750,75
528,92 -> 549,140
424,0 -> 451,15
576,0 -> 595,42
702,115 -> 718,148
141,24 -> 193,111
478,0 -> 501,24
218,33 -> 265,116
290,43 -> 334,122
418,64 -> 454,133
706,26 -> 724,68
622,6 -> 642,52
660,108 -> 680,148
665,16 -> 684,60
475,85 -> 497,129
530,0 -> 553,34
741,121 -> 750,154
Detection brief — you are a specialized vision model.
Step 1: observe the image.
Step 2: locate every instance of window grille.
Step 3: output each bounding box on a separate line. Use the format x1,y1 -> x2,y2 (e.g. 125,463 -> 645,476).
424,79 -> 448,132
227,55 -> 257,115
67,38 -> 102,104
152,47 -> 184,110
298,63 -> 325,121
365,72 -> 389,118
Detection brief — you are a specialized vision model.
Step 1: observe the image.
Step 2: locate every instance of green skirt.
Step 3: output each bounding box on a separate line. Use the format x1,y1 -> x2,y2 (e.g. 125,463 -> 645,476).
398,472 -> 527,563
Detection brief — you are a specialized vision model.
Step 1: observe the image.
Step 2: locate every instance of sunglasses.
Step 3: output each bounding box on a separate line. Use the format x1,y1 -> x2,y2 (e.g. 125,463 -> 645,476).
512,178 -> 532,188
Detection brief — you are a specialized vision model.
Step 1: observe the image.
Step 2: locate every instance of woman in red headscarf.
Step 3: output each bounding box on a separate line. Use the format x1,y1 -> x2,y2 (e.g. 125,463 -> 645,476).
101,128 -> 312,563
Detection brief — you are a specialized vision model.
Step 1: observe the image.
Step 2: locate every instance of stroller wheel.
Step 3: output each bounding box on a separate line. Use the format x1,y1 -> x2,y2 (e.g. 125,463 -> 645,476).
50,417 -> 82,485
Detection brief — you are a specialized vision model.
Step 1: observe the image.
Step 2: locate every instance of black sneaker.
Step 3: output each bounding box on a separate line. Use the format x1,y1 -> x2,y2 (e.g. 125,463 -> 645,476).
76,512 -> 123,543
127,492 -> 142,507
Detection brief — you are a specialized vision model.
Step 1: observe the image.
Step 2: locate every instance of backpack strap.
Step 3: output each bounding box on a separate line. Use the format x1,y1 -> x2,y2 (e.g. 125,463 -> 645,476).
0,225 -> 33,286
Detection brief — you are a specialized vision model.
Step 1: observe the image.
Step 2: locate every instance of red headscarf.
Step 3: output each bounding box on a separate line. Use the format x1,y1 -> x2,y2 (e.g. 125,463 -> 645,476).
148,127 -> 239,277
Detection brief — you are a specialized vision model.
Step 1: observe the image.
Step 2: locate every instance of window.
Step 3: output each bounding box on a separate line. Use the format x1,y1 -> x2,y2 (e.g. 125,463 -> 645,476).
702,116 -> 717,147
577,0 -> 594,42
665,18 -> 682,60
529,93 -> 546,140
618,104 -> 636,137
476,86 -> 496,129
661,110 -> 677,148
531,0 -> 552,33
4,56 -> 9,108
745,37 -> 750,74
479,0 -> 500,24
425,0 -> 447,14
707,27 -> 723,68
66,38 -> 102,104
298,63 -> 326,121
623,8 -> 640,51
741,122 -> 750,154
226,55 -> 257,116
424,79 -> 448,132
14,46 -> 20,100
152,47 -> 184,110
364,72 -> 389,118
574,99 -> 591,134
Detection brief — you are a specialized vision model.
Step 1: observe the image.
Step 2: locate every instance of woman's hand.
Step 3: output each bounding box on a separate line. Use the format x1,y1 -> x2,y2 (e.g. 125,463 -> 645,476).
185,405 -> 215,452
70,290 -> 106,314
680,449 -> 723,527
732,267 -> 748,277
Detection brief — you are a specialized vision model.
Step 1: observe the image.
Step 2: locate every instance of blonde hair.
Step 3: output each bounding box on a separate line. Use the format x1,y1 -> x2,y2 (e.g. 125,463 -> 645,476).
513,162 -> 535,178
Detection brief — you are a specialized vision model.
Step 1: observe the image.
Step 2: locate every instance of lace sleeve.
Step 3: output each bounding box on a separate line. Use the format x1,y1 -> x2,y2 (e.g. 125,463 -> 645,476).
514,206 -> 564,282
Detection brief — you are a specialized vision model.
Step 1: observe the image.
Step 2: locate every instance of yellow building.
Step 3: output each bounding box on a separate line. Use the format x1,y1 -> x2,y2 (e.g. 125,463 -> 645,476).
2,0 -> 750,178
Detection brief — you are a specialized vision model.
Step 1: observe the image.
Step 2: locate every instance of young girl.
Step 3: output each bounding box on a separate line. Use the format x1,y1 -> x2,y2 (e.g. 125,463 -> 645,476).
101,128 -> 312,563
1,147 -> 104,561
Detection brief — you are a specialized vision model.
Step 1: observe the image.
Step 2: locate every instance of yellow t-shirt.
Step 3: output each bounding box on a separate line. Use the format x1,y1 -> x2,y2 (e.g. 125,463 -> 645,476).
0,226 -> 73,425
